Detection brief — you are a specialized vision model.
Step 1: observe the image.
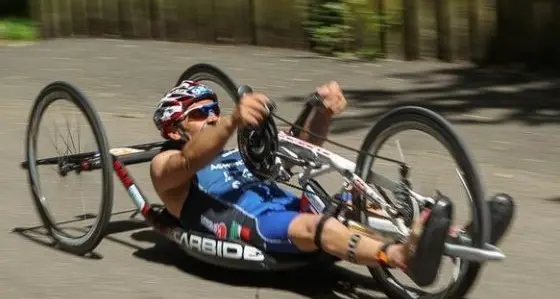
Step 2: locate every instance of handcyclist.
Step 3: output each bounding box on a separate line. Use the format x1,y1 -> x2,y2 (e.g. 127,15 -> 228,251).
149,79 -> 515,272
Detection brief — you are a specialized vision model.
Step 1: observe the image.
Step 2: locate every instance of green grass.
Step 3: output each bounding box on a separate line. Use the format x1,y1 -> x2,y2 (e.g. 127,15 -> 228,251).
0,18 -> 38,40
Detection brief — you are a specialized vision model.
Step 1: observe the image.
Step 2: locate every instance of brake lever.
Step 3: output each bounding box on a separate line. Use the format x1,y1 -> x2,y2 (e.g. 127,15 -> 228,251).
307,91 -> 324,107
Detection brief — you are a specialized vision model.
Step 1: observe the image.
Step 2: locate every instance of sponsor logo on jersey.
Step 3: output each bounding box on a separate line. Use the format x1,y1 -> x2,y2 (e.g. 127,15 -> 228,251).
229,221 -> 251,242
200,215 -> 227,239
169,229 -> 265,261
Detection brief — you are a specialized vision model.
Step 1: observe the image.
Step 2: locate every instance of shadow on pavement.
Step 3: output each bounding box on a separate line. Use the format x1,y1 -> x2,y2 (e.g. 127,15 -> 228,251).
284,66 -> 560,134
10,209 -> 147,261
128,229 -> 386,299
12,215 -> 388,299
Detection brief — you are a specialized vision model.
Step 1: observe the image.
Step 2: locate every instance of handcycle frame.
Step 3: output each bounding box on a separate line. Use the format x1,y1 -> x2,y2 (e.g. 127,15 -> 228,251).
17,65 -> 514,299
29,90 -> 506,272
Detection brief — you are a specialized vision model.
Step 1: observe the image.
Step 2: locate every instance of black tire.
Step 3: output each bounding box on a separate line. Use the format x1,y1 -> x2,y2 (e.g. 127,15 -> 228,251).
24,81 -> 114,256
354,106 -> 491,299
176,63 -> 241,104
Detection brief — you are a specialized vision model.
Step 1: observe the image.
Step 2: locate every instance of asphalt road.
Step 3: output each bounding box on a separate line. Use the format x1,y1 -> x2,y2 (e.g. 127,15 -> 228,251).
1,38 -> 560,299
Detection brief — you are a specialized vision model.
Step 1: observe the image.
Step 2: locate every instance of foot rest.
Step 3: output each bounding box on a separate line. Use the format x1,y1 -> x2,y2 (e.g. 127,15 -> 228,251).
405,195 -> 453,287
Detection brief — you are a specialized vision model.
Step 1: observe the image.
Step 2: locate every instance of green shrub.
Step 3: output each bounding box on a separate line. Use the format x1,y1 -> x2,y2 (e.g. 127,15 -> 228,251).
0,18 -> 38,40
301,0 -> 399,60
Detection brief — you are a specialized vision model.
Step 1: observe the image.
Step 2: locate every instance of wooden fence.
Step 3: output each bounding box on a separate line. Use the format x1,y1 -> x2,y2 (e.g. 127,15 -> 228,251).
28,0 -> 560,66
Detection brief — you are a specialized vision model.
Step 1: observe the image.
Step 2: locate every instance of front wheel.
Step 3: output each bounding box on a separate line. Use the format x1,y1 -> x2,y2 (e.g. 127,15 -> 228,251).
355,106 -> 490,299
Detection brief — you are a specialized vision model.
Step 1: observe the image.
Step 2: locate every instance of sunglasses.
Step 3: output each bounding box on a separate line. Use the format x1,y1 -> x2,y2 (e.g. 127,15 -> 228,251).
181,102 -> 221,121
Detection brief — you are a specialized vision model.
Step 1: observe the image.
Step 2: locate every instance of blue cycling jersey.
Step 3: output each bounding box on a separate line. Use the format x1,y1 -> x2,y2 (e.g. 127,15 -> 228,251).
193,148 -> 301,216
177,147 -> 316,253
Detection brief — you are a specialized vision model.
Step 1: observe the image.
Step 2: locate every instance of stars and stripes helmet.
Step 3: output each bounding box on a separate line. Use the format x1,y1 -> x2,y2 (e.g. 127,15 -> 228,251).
153,80 -> 218,139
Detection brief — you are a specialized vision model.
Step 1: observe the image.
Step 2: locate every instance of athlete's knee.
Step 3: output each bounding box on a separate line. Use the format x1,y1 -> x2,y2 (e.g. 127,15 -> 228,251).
288,214 -> 340,252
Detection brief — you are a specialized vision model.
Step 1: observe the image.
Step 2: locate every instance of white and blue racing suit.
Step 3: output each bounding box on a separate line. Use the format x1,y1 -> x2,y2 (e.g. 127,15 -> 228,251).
179,148 -> 304,253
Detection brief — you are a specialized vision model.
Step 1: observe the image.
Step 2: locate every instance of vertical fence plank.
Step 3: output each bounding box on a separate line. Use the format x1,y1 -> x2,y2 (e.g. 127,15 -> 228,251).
531,0 -> 556,66
494,0 -> 507,62
476,0 -> 497,64
402,0 -> 420,60
57,0 -> 72,36
213,1 -> 233,43
418,0 -> 437,59
161,0 -> 181,41
384,0 -> 404,60
148,0 -> 163,39
194,0 -> 215,43
29,0 -> 42,31
101,0 -> 120,37
467,0 -> 480,61
551,2 -> 560,67
213,0 -> 252,44
258,0 -> 308,49
32,0 -> 51,38
176,0 -> 198,41
450,0 -> 470,61
130,0 -> 151,38
48,0 -> 61,37
495,0 -> 534,63
86,0 -> 103,36
435,0 -> 451,61
70,0 -> 88,36
374,0 -> 387,56
117,0 -> 134,38
233,0 -> 253,44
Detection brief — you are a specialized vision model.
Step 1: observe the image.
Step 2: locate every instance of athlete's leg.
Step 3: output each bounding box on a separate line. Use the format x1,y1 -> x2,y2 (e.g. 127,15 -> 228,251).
287,213 -> 408,268
254,211 -> 304,253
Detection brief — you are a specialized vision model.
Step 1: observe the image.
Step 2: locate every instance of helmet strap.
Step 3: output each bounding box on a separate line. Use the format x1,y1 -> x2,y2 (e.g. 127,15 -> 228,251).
173,122 -> 191,143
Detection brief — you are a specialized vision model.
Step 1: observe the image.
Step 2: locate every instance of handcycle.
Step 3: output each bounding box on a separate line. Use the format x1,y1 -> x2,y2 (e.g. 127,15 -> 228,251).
20,63 -> 510,299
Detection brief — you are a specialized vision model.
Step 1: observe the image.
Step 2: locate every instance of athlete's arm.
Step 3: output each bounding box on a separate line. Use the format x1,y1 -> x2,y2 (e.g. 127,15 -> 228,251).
296,81 -> 347,146
151,93 -> 270,192
151,115 -> 238,192
297,107 -> 332,146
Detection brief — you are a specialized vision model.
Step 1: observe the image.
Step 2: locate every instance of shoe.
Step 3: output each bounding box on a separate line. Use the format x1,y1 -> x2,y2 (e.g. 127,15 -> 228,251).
463,193 -> 516,245
404,193 -> 453,287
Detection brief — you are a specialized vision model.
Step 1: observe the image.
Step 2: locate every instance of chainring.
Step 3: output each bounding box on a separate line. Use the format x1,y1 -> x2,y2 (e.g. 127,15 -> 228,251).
237,117 -> 279,181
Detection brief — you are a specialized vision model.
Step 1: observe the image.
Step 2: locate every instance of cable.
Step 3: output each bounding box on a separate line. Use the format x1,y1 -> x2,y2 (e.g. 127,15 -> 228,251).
268,109 -> 407,166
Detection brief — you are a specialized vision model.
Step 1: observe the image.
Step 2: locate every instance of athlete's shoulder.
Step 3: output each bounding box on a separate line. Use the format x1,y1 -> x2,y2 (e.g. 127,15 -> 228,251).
150,149 -> 180,175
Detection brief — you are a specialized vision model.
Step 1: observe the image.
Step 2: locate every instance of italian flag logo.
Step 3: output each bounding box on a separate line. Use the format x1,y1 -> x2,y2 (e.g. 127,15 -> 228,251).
229,221 -> 251,242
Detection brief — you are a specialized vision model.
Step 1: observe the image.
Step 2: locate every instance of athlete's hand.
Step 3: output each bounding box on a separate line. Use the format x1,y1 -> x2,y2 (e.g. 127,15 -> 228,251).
316,81 -> 347,116
233,92 -> 271,127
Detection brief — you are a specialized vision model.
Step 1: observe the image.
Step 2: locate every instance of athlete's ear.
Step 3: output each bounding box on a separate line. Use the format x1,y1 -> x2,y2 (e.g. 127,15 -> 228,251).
167,130 -> 182,141
168,125 -> 190,142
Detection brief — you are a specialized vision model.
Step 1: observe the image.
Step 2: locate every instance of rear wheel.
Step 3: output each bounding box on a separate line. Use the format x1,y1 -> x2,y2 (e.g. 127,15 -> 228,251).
355,106 -> 490,299
24,81 -> 113,256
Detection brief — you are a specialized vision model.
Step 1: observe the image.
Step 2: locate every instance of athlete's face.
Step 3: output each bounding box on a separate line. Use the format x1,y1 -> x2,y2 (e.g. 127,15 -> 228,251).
170,99 -> 220,140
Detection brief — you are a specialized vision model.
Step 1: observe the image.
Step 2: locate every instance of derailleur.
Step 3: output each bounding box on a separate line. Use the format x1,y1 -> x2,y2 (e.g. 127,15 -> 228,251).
393,164 -> 417,227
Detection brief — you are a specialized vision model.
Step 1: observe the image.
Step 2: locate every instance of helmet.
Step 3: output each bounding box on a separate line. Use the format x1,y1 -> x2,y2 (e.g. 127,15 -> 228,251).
153,80 -> 218,139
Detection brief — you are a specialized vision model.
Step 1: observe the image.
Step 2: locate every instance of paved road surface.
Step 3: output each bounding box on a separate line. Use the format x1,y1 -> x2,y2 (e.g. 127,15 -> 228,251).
1,38 -> 560,299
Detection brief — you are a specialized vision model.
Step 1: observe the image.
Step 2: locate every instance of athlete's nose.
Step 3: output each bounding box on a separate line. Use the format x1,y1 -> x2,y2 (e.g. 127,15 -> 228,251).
207,111 -> 219,123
